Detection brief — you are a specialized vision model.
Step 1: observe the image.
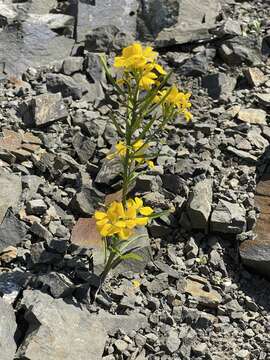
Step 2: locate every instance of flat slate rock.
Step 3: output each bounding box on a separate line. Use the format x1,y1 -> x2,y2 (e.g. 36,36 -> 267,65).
0,297 -> 17,360
17,290 -> 107,360
0,210 -> 28,252
240,170 -> 270,277
0,171 -> 22,224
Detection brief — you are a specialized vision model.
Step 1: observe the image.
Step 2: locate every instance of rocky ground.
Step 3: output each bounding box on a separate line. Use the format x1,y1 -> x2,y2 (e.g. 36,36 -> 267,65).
0,0 -> 270,359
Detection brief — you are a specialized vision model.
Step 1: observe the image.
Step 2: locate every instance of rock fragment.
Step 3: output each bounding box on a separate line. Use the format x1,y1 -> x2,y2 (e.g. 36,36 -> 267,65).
211,200 -> 246,234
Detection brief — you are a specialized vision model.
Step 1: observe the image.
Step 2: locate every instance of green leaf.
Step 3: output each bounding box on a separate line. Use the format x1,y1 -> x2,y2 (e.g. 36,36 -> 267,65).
120,252 -> 143,261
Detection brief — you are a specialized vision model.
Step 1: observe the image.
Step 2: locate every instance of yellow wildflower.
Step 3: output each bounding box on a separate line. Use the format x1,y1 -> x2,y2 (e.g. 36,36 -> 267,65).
106,141 -> 127,160
94,198 -> 154,240
155,85 -> 192,122
114,43 -> 158,71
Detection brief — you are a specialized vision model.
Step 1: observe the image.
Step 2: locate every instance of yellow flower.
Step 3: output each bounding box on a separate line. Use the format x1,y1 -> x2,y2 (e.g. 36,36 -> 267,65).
155,85 -> 192,121
114,43 -> 158,71
107,141 -> 127,160
94,198 -> 154,240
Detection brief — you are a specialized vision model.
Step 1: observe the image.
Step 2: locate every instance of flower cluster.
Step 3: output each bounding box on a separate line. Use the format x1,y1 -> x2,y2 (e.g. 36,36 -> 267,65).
155,85 -> 192,122
107,140 -> 154,168
114,43 -> 166,90
94,198 -> 153,240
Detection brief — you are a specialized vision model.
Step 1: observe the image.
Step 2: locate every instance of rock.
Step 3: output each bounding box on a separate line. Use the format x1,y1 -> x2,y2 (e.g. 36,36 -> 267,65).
30,222 -> 53,241
237,108 -> 267,125
95,158 -> 122,186
62,57 -> 84,75
213,18 -> 242,37
186,179 -> 212,230
219,37 -> 262,66
36,272 -> 75,298
138,0 -> 221,47
46,73 -> 84,100
30,242 -> 62,265
211,200 -> 246,234
240,170 -> 270,277
166,330 -> 180,354
0,22 -> 74,76
0,171 -> 22,223
180,276 -> 222,308
72,132 -> 96,164
28,13 -> 74,32
29,92 -> 68,127
0,210 -> 28,252
0,246 -> 18,263
26,199 -> 47,215
16,290 -> 107,360
77,0 -> 137,43
114,339 -> 128,352
85,25 -> 133,53
70,186 -> 104,217
244,67 -> 267,87
255,93 -> 270,108
184,237 -> 199,259
235,349 -> 250,359
192,343 -> 208,356
0,297 -> 17,360
202,73 -> 237,101
227,146 -> 258,163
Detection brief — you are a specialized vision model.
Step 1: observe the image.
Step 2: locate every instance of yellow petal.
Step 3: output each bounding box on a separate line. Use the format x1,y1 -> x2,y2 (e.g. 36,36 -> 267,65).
136,217 -> 148,226
125,219 -> 137,229
126,206 -> 136,219
114,220 -> 127,228
134,197 -> 143,209
94,211 -> 107,220
154,63 -> 166,75
147,160 -> 155,169
139,206 -> 153,216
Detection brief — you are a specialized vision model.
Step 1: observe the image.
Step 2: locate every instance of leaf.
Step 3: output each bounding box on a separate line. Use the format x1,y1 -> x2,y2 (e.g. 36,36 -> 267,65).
120,252 -> 143,261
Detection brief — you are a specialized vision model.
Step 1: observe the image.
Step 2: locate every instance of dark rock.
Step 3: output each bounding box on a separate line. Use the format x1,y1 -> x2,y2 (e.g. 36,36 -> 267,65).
30,242 -> 62,265
162,174 -> 186,195
26,199 -> 47,215
70,186 -> 104,216
36,272 -> 75,298
30,222 -> 53,241
0,210 -> 28,252
95,158 -> 122,186
202,73 -> 237,101
72,132 -> 96,164
219,36 -> 262,66
46,73 -> 85,100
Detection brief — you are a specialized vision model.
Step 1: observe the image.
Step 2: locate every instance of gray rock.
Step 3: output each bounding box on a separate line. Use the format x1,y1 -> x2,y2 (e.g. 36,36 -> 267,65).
70,186 -> 104,216
85,25 -> 133,53
0,297 -> 17,360
95,158 -> 122,186
219,36 -> 262,66
211,200 -> 246,234
166,330 -> 180,354
202,73 -> 237,101
227,146 -> 258,163
30,242 -> 62,265
138,0 -> 221,47
46,73 -> 84,100
72,132 -> 96,164
213,18 -> 242,37
184,237 -> 199,259
186,179 -> 212,230
16,290 -> 107,360
26,199 -> 47,215
0,171 -> 22,223
28,13 -> 74,32
0,22 -> 74,76
30,222 -> 53,242
77,0 -> 137,43
0,210 -> 27,252
255,93 -> 270,107
28,92 -> 68,127
62,57 -> 84,75
36,272 -> 75,298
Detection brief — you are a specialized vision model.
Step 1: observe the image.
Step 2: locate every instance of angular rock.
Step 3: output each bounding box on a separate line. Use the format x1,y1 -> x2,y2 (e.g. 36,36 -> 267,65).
30,93 -> 68,127
30,222 -> 53,242
240,170 -> 270,277
211,200 -> 246,234
227,146 -> 258,163
46,73 -> 84,100
16,290 -> 107,360
244,67 -> 267,87
85,25 -> 133,53
36,272 -> 75,298
0,171 -> 22,223
138,0 -> 221,47
219,36 -> 262,66
202,73 -> 237,101
77,0 -> 137,43
70,186 -> 104,217
95,158 -> 122,186
62,57 -> 84,75
0,297 -> 17,360
255,93 -> 270,108
186,179 -> 212,230
180,276 -> 222,308
26,199 -> 47,215
0,210 -> 28,252
238,108 -> 267,125
28,13 -> 74,32
72,132 -> 96,164
0,22 -> 74,76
